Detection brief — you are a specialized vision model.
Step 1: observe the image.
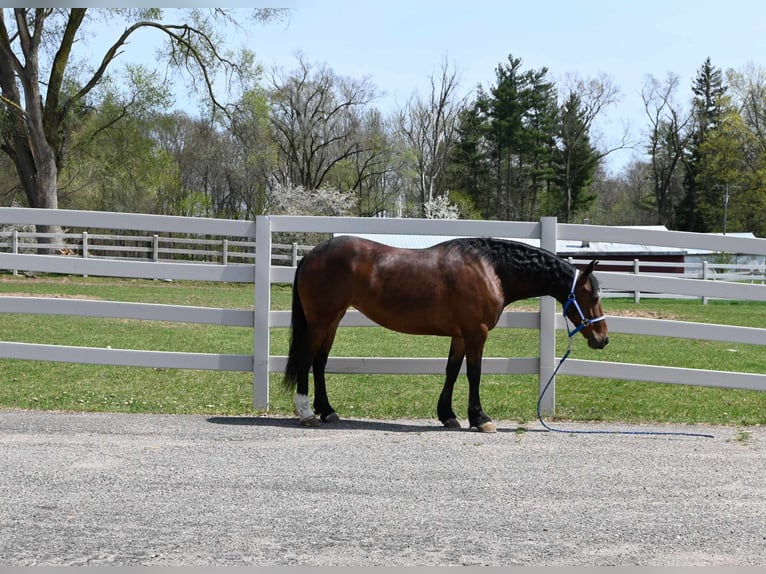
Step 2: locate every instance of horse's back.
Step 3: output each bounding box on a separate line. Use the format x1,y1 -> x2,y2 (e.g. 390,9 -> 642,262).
296,236 -> 505,337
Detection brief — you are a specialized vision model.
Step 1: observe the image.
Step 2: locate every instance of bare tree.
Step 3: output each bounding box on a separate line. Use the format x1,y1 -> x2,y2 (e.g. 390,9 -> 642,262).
394,58 -> 465,216
268,53 -> 379,191
641,73 -> 694,225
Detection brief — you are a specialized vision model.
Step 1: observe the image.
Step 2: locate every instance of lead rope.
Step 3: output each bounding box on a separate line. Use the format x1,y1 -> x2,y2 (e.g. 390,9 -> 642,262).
535,270 -> 714,439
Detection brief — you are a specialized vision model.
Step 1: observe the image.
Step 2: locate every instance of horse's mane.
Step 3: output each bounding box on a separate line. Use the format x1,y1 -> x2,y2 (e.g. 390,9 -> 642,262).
441,237 -> 575,301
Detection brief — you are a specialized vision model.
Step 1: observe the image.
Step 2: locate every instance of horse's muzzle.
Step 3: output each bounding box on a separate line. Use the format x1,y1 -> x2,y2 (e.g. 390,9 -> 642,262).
588,335 -> 609,349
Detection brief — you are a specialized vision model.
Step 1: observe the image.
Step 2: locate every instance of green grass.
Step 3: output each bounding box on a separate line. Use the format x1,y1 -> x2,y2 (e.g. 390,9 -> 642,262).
1,275 -> 765,425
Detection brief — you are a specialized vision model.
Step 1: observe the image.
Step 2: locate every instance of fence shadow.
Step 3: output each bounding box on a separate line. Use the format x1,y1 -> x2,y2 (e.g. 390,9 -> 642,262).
206,415 -> 537,434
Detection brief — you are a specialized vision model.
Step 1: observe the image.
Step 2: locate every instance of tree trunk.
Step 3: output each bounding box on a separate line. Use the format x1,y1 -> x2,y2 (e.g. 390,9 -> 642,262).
14,138 -> 63,253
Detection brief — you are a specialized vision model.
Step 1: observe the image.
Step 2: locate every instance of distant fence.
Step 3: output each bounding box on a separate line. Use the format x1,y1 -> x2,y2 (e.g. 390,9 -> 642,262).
2,207 -> 766,416
0,228 -> 313,268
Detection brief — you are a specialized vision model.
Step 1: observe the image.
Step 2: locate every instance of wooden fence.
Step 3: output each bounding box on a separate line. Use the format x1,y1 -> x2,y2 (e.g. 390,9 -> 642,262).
2,207 -> 766,415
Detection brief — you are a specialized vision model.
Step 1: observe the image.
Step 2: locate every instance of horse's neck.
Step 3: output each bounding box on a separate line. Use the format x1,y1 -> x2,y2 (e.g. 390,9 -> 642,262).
498,255 -> 574,305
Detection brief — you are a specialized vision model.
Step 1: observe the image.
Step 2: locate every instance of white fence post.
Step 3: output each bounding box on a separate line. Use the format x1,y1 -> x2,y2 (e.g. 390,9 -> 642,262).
222,238 -> 228,265
253,215 -> 272,410
11,229 -> 18,276
702,260 -> 710,305
538,216 -> 557,416
633,259 -> 640,304
82,231 -> 88,278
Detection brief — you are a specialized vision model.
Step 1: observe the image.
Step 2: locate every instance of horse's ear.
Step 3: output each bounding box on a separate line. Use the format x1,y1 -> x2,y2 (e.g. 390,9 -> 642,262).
578,260 -> 598,284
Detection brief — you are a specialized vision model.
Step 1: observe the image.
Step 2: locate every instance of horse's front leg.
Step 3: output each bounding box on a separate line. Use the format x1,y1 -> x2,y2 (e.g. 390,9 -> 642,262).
438,337 -> 465,428
465,328 -> 496,433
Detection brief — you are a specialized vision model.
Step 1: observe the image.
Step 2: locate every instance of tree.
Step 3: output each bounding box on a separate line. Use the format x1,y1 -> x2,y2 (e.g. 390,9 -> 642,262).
553,74 -> 621,222
0,8 -> 282,217
446,99 -> 492,217
267,53 -> 379,192
223,88 -> 279,219
677,58 -> 728,231
552,91 -> 600,221
641,73 -> 693,226
393,58 -> 465,216
447,55 -> 559,221
591,159 -> 657,225
342,108 -> 399,217
724,64 -> 766,235
64,101 -> 179,214
423,193 -> 459,219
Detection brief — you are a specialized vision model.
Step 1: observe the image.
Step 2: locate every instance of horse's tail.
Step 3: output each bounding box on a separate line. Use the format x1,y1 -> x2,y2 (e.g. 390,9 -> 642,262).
283,257 -> 309,390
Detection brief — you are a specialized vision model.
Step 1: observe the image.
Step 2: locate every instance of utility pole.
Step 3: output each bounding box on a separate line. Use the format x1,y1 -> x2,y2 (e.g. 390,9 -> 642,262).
715,183 -> 740,235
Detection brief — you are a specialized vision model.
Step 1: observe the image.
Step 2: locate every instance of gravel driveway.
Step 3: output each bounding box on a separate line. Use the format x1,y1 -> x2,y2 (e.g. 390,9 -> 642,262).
1,409 -> 764,566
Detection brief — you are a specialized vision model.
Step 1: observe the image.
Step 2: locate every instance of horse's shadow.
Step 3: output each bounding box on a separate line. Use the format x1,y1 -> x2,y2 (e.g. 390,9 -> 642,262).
206,415 -> 540,434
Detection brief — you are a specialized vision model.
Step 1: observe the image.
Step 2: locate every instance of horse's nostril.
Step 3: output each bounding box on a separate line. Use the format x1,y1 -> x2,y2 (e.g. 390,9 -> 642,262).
603,337 -> 609,347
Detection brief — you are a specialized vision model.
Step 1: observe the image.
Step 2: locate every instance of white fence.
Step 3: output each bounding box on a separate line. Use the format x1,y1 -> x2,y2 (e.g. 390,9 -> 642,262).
4,228 -> 764,302
2,207 -> 766,416
0,228 -> 313,267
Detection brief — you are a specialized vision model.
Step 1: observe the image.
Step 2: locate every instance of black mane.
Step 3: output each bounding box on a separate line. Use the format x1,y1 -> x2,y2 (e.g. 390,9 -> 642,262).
441,237 -> 576,304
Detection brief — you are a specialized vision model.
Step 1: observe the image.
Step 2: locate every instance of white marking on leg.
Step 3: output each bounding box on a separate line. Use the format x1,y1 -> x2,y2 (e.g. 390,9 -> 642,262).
294,393 -> 315,420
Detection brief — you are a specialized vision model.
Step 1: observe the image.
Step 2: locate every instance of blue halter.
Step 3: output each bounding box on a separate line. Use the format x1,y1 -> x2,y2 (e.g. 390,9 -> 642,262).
537,268 -> 714,438
562,268 -> 606,338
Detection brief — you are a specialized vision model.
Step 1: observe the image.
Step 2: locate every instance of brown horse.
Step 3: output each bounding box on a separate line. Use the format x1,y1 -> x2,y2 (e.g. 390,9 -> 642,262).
283,235 -> 608,432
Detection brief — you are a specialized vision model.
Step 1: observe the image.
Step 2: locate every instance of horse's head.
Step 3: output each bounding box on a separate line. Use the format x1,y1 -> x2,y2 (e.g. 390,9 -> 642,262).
566,260 -> 609,349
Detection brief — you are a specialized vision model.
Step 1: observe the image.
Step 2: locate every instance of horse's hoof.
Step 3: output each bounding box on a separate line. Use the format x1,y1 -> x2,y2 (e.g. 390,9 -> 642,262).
443,418 -> 462,429
322,412 -> 340,423
300,415 -> 320,427
476,421 -> 497,433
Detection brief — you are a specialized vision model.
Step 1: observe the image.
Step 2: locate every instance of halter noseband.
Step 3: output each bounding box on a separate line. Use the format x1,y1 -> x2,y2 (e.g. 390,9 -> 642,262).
562,268 -> 606,338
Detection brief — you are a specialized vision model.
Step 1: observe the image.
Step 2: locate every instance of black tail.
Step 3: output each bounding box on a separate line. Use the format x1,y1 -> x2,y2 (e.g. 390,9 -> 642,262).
283,258 -> 309,390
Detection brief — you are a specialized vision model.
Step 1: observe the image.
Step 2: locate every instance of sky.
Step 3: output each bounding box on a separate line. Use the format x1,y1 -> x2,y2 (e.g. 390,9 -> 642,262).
84,1 -> 766,174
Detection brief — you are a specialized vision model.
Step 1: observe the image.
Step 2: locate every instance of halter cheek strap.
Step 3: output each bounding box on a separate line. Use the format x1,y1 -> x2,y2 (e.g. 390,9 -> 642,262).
562,269 -> 606,338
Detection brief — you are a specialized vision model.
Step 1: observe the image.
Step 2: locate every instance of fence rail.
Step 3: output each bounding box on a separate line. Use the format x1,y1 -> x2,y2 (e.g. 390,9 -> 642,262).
2,207 -> 766,416
4,228 -> 764,302
0,229 -> 313,268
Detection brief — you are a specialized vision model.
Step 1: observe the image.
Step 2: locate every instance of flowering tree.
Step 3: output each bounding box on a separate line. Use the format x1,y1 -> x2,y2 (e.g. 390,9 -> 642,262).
266,179 -> 357,216
423,194 -> 459,219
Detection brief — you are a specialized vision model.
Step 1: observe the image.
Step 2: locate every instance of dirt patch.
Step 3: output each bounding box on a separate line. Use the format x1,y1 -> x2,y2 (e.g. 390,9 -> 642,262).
507,303 -> 678,320
607,308 -> 678,320
0,292 -> 103,301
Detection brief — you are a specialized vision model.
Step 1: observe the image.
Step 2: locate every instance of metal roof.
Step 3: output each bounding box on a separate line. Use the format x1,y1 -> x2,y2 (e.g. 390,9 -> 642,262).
334,229 -> 757,256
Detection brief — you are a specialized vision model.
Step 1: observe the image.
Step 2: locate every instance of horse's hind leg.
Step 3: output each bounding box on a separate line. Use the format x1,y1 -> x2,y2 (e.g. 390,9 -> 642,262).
312,321 -> 341,423
438,337 -> 465,428
293,324 -> 333,427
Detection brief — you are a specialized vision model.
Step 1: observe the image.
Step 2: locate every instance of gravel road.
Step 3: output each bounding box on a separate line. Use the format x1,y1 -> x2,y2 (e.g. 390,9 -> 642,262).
0,409 -> 764,566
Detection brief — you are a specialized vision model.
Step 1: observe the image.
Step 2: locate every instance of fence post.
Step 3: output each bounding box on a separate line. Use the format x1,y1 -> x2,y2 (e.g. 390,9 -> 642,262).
11,229 -> 18,276
222,238 -> 228,265
538,216 -> 557,416
292,242 -> 299,266
633,259 -> 640,304
152,234 -> 159,262
82,231 -> 88,278
702,260 -> 709,305
253,215 -> 271,410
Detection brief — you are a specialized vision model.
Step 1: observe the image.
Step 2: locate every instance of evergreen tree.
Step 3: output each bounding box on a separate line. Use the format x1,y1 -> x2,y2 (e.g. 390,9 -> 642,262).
485,55 -> 558,220
677,58 -> 727,231
551,91 -> 600,222
446,97 -> 493,217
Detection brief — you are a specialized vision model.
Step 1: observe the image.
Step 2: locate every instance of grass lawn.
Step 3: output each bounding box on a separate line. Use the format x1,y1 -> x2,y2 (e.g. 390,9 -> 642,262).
1,274 -> 765,426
